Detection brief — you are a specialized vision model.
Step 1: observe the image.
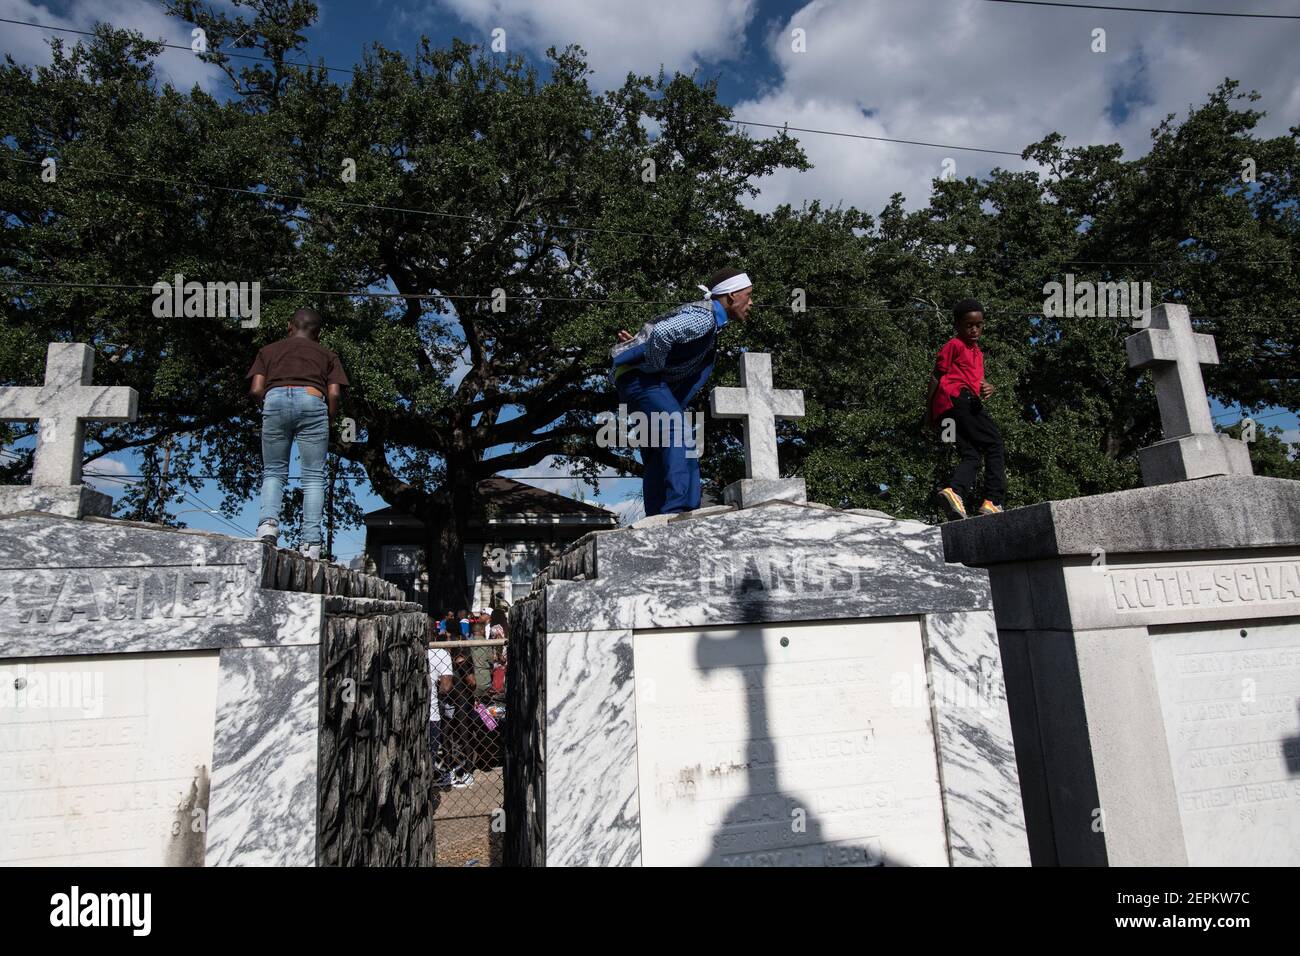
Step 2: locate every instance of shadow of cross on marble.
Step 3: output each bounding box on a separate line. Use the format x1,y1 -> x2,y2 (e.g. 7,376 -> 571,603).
0,342 -> 138,518
709,352 -> 807,509
1124,303 -> 1252,486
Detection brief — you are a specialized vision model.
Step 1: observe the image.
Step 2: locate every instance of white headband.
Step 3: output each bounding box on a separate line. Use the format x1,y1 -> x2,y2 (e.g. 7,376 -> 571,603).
697,272 -> 752,298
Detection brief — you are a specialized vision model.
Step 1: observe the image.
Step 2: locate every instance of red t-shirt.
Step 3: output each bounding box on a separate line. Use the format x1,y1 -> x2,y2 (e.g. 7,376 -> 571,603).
930,336 -> 984,420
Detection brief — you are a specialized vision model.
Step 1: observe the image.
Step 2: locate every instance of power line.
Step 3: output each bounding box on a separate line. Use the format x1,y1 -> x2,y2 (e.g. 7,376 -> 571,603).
5,143 -> 1280,248
980,0 -> 1300,19
1212,406 -> 1298,424
721,119 -> 1023,157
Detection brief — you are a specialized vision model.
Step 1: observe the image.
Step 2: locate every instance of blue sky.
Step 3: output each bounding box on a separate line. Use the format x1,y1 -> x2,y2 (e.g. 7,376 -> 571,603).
3,0 -> 1297,556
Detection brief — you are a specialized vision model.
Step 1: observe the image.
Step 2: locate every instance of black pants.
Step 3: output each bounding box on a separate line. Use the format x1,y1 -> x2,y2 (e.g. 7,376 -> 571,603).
943,391 -> 1005,505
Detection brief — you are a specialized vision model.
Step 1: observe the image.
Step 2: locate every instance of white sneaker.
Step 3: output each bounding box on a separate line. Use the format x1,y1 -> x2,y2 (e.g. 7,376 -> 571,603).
255,521 -> 279,543
451,770 -> 475,789
302,544 -> 321,560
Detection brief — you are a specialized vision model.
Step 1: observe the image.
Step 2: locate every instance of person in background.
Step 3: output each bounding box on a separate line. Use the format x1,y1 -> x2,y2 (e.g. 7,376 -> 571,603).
470,607 -> 493,697
247,307 -> 349,560
427,636 -> 453,788
458,609 -> 471,639
443,644 -> 478,789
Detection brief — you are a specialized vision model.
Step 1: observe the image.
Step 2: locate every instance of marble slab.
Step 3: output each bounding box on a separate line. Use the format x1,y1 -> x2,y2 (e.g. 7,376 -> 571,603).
0,650 -> 219,865
545,629 -> 640,866
922,610 -> 1030,865
0,486 -> 111,519
1150,618 -> 1300,865
633,618 -> 948,867
204,644 -> 320,866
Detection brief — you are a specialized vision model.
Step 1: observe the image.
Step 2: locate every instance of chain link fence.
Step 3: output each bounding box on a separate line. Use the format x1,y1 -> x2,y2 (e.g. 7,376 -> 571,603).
427,637 -> 507,866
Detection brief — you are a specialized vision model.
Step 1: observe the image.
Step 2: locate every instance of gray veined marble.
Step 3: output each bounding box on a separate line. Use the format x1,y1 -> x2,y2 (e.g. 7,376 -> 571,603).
922,610 -> 1029,865
0,341 -> 425,868
545,630 -> 641,867
205,644 -> 320,866
541,502 -> 992,634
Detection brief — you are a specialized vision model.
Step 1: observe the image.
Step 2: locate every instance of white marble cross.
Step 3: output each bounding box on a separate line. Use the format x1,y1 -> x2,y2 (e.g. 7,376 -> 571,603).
0,343 -> 138,485
1125,303 -> 1219,438
709,352 -> 804,480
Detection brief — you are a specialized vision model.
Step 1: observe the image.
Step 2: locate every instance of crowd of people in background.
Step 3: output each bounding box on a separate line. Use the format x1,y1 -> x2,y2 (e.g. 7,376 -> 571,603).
427,605 -> 508,790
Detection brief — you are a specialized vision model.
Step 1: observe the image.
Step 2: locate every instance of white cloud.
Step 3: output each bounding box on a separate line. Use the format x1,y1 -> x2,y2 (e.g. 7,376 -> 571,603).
82,454 -> 130,495
431,0 -> 757,83
608,496 -> 644,526
0,0 -> 225,91
736,0 -> 1300,215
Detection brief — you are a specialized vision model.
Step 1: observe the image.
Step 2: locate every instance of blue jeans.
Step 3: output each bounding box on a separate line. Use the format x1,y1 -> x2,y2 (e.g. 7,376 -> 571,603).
258,387 -> 329,544
615,363 -> 711,516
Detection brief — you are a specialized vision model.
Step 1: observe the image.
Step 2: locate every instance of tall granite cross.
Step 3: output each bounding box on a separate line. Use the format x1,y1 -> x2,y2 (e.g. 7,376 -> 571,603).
1125,303 -> 1252,486
710,352 -> 807,508
0,342 -> 138,517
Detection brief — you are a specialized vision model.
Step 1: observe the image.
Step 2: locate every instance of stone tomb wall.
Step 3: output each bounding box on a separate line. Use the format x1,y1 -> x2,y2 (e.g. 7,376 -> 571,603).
943,477 -> 1300,866
506,502 -> 1031,867
0,511 -> 433,866
319,597 -> 437,866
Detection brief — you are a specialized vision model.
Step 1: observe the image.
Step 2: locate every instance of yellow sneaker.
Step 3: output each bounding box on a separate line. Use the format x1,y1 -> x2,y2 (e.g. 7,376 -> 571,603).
979,500 -> 1003,515
938,487 -> 968,520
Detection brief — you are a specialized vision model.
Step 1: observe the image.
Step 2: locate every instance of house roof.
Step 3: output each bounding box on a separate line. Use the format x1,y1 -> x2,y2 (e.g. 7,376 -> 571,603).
364,476 -> 619,528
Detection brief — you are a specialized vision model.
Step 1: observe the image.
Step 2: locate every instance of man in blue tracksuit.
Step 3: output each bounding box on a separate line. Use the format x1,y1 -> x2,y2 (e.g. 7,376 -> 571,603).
610,267 -> 754,516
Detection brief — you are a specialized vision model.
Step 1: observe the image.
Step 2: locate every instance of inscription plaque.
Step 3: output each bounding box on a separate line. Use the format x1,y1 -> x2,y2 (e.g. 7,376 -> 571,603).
633,618 -> 948,866
0,650 -> 220,865
1150,619 -> 1300,865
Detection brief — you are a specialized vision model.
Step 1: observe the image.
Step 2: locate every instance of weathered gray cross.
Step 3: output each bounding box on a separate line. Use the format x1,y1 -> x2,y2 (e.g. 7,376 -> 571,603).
1125,303 -> 1251,484
1125,303 -> 1219,438
709,352 -> 804,480
0,343 -> 138,485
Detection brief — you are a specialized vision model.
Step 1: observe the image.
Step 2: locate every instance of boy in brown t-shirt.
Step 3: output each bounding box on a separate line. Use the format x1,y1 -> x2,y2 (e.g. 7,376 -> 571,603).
246,308 -> 349,559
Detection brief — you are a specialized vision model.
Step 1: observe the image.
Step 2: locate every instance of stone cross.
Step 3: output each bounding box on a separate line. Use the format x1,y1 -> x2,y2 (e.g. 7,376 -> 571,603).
710,352 -> 804,481
710,352 -> 807,508
1125,303 -> 1251,485
0,343 -> 138,485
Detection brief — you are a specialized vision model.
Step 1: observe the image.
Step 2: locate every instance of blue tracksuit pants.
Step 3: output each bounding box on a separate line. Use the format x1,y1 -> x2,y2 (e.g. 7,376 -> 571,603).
615,363 -> 712,516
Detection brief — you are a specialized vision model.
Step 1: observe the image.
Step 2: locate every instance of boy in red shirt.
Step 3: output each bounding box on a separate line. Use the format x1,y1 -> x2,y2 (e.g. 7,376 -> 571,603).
926,299 -> 1005,519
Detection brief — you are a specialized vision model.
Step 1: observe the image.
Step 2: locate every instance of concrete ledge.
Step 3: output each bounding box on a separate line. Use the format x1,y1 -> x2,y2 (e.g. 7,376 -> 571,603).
0,484 -> 112,518
1137,433 -> 1252,485
942,475 -> 1300,566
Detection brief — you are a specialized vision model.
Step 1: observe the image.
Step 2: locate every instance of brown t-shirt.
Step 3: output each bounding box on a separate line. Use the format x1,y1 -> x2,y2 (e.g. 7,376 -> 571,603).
246,336 -> 349,394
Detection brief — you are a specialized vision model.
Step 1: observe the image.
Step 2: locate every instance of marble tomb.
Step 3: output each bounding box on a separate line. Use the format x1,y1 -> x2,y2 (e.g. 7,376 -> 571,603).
505,353 -> 1031,866
943,304 -> 1300,866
